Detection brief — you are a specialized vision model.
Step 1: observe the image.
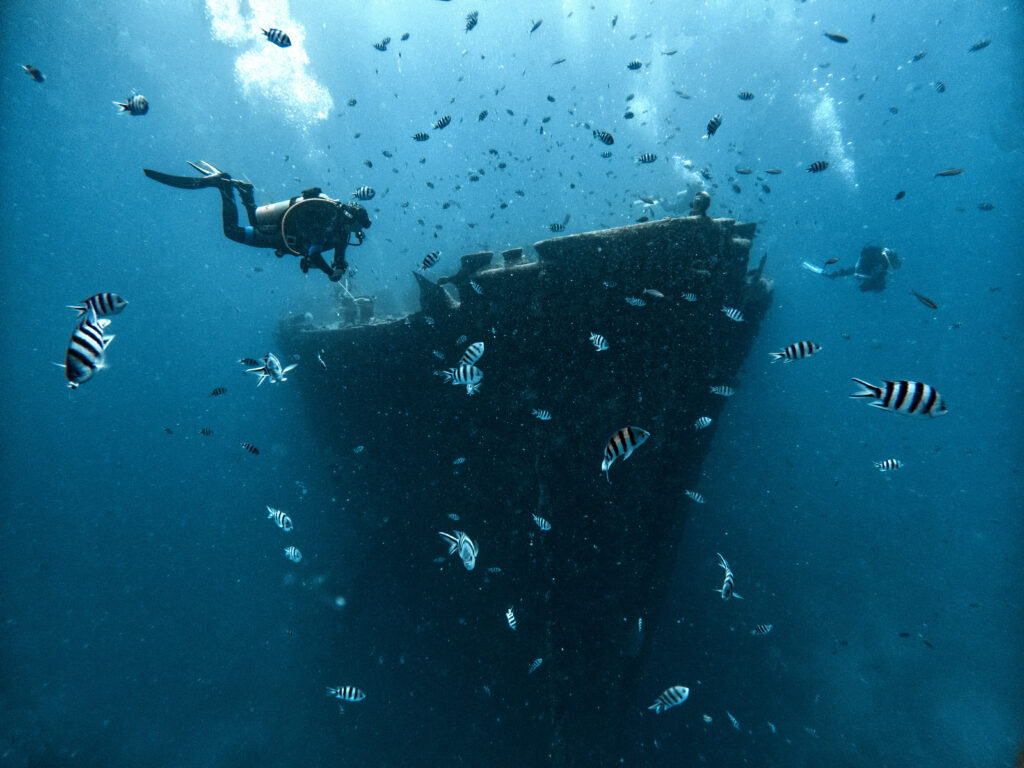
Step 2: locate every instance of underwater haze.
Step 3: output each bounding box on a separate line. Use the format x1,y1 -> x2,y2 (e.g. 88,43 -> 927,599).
1,0 -> 1022,766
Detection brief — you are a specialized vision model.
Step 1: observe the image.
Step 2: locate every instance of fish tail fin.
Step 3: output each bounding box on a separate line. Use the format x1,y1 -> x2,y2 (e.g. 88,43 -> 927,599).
734,593 -> 744,600
113,100 -> 127,112
769,352 -> 785,363
849,378 -> 881,399
67,304 -> 87,317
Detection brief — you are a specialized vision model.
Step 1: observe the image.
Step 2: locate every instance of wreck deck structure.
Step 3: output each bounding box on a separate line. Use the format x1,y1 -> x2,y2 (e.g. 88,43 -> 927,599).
278,203 -> 771,765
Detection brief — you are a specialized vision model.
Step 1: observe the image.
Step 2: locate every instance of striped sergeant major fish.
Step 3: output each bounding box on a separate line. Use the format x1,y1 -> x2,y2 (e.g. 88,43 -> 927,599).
527,657 -> 543,674
694,416 -> 712,430
465,11 -> 478,32
532,409 -> 552,421
267,506 -> 293,532
352,186 -> 375,201
505,607 -> 517,631
438,530 -> 478,570
807,160 -> 829,173
637,153 -> 657,164
262,28 -> 292,47
714,553 -> 743,600
850,378 -> 947,418
326,685 -> 366,702
875,458 -> 903,472
69,292 -> 127,321
420,251 -> 440,270
62,317 -> 114,388
648,685 -> 689,713
412,132 -> 430,142
459,341 -> 484,367
770,340 -> 822,363
685,490 -> 705,504
589,332 -> 609,351
703,113 -> 722,138
435,364 -> 483,395
751,623 -> 773,636
681,292 -> 697,302
721,306 -> 744,322
284,546 -> 302,563
727,710 -> 741,730
532,514 -> 551,531
433,114 -> 452,130
245,353 -> 297,386
114,95 -> 148,115
709,385 -> 734,397
601,426 -> 650,482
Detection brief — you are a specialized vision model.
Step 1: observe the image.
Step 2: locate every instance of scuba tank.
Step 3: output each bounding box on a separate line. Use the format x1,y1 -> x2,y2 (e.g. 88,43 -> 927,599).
255,187 -> 326,229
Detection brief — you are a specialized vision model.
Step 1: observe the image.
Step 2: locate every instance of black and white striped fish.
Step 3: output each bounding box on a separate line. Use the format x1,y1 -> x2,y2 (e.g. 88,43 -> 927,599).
262,27 -> 292,47
478,109 -> 488,121
210,387 -> 227,396
62,317 -> 114,388
23,65 -> 44,82
770,340 -> 822,363
114,95 -> 148,115
601,426 -> 650,481
240,442 -> 260,455
267,506 -> 293,531
326,685 -> 366,702
459,341 -> 484,367
69,292 -> 127,320
714,553 -> 742,600
751,623 -> 773,636
850,378 -> 947,418
465,11 -> 478,31
549,222 -> 566,232
412,132 -> 429,141
681,292 -> 697,302
593,129 -> 614,145
420,251 -> 440,270
436,364 -> 483,395
807,160 -> 829,173
625,297 -> 646,307
469,280 -> 483,294
874,458 -> 903,472
238,357 -> 261,367
532,409 -> 552,421
438,530 -> 478,570
533,514 -> 551,531
433,114 -> 451,130
284,546 -> 302,563
709,385 -> 734,397
352,186 -> 375,201
637,153 -> 657,164
648,685 -> 690,714
721,306 -> 744,322
738,91 -> 755,101
505,607 -> 517,630
590,332 -> 609,351
372,37 -> 390,52
685,490 -> 705,504
626,59 -> 642,70
704,113 -> 722,138
694,416 -> 712,430
528,657 -> 543,674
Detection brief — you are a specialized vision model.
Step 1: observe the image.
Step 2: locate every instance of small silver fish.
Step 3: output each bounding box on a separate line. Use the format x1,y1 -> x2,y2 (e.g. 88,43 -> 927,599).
432,350 -> 445,360
643,288 -> 664,298
727,710 -> 740,730
455,334 -> 468,345
317,349 -> 327,369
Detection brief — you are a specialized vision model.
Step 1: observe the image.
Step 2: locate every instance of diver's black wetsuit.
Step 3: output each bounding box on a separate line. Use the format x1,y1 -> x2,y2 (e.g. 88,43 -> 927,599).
143,163 -> 371,281
827,246 -> 900,292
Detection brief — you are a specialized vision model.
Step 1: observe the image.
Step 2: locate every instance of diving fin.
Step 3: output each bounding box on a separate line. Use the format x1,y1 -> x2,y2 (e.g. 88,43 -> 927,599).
800,261 -> 825,275
143,161 -> 230,190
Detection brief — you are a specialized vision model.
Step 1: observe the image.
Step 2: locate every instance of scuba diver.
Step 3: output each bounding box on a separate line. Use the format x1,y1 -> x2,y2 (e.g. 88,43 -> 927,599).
143,161 -> 370,281
803,245 -> 901,292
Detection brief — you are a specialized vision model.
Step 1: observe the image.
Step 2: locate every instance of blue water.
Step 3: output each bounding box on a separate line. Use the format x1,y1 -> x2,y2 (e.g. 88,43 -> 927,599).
2,1 -> 1022,765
